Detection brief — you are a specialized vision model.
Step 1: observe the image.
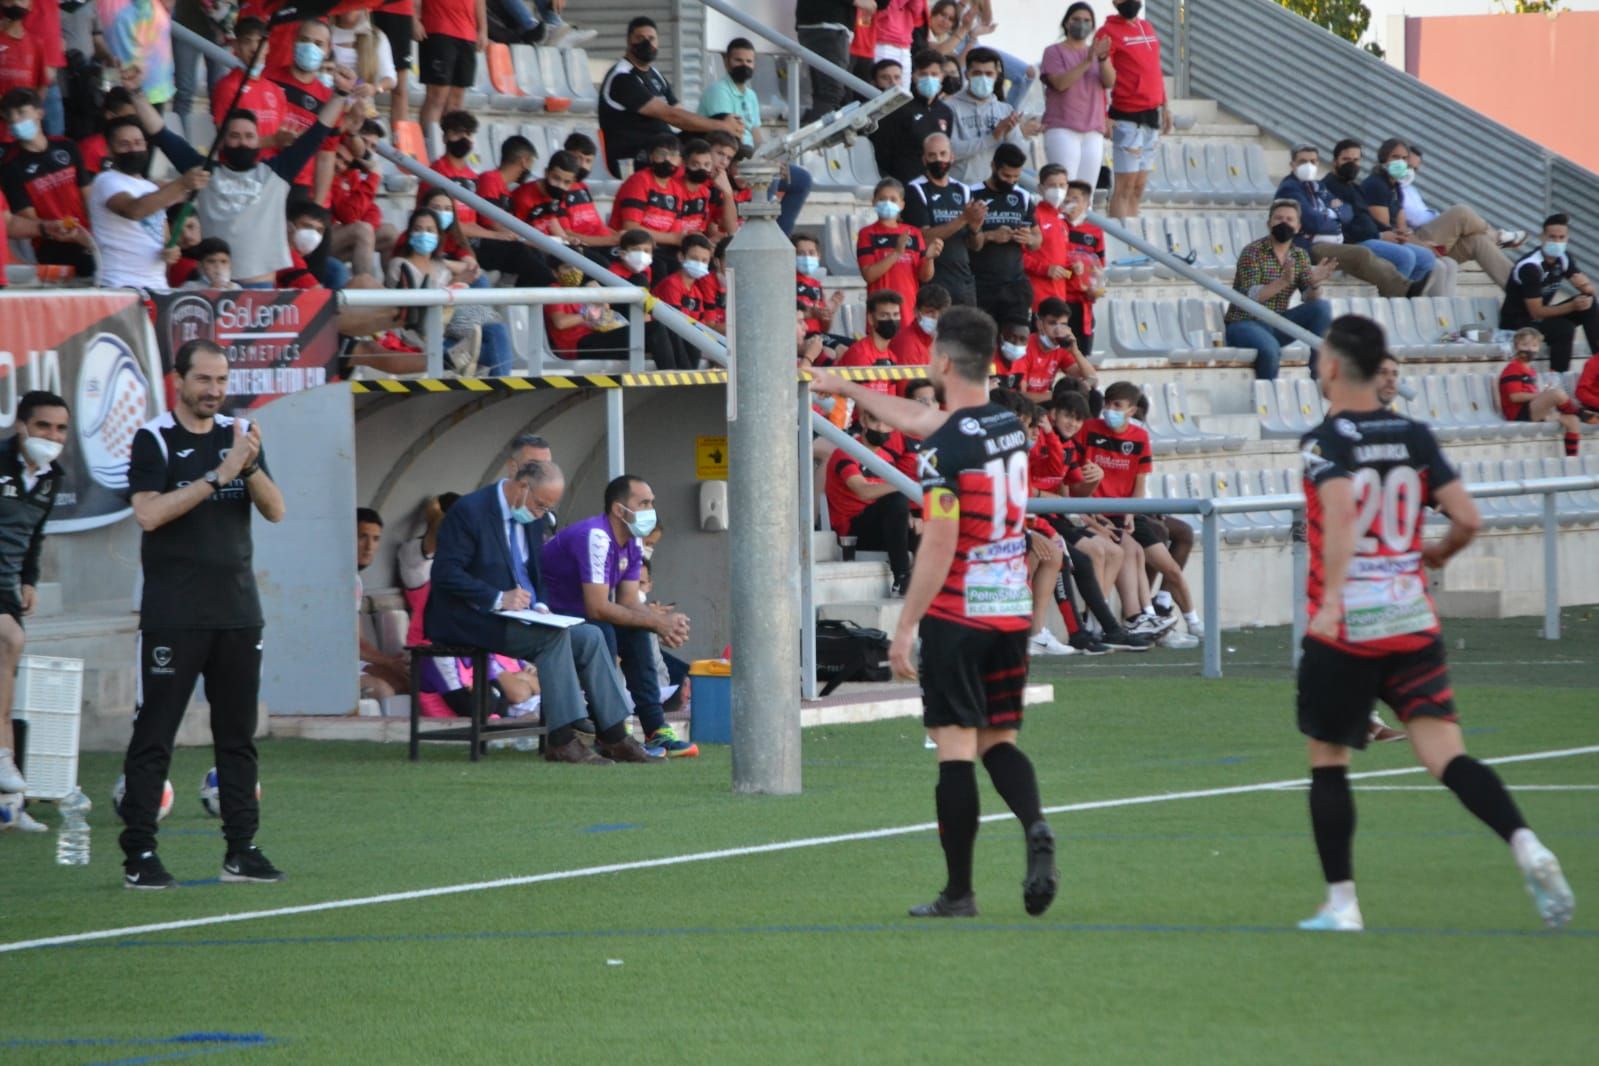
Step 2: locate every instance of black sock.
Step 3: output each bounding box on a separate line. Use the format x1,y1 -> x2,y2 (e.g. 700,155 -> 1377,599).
1309,766 -> 1355,884
596,722 -> 629,746
981,743 -> 1044,830
1441,755 -> 1527,842
935,761 -> 979,899
548,725 -> 575,748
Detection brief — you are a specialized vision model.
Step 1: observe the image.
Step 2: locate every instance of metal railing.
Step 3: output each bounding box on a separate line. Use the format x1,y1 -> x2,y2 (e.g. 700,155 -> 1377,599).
1149,0 -> 1599,271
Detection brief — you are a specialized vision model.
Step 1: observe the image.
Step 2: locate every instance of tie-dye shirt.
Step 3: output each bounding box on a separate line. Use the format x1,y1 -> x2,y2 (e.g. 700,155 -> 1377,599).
98,0 -> 175,105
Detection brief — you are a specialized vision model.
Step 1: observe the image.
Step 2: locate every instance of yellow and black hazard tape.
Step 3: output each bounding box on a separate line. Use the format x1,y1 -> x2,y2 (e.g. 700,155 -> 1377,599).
348,365 -> 926,394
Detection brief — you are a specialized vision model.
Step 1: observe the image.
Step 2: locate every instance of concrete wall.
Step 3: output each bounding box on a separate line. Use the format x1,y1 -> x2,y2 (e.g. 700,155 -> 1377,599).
353,384 -> 735,667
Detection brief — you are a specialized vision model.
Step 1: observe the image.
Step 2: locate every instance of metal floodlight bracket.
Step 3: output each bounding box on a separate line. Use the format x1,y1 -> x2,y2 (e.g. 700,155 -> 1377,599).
751,88 -> 912,166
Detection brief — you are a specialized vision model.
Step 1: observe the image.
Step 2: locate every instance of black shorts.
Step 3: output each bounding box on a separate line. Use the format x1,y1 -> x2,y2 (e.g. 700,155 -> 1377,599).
1296,636 -> 1457,749
373,11 -> 414,67
420,33 -> 477,88
919,616 -> 1030,731
1131,514 -> 1170,549
1513,405 -> 1531,423
0,588 -> 21,626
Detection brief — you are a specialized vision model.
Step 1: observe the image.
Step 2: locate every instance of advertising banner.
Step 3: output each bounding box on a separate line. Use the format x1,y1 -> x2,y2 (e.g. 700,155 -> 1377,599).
0,291 -> 165,534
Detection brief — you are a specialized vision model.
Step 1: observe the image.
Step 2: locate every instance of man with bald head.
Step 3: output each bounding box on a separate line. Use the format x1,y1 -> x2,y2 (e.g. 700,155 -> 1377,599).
905,131 -> 986,306
425,460 -> 658,764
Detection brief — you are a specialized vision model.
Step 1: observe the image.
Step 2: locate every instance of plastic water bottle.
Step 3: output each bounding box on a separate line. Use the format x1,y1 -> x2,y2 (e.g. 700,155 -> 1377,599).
55,787 -> 91,866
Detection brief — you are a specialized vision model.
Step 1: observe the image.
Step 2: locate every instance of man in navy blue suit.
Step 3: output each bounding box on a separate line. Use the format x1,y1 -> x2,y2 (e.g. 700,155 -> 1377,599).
425,460 -> 656,764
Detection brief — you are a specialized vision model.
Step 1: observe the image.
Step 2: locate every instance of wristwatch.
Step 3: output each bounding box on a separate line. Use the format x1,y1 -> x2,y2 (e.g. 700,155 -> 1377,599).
203,470 -> 222,492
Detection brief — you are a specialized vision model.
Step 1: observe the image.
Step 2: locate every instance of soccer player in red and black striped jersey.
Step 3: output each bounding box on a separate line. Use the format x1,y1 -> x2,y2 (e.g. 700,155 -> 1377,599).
812,306 -> 1058,921
1295,314 -> 1573,932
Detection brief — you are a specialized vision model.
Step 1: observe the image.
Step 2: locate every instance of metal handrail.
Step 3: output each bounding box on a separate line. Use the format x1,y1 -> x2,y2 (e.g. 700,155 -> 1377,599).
340,287 -> 643,308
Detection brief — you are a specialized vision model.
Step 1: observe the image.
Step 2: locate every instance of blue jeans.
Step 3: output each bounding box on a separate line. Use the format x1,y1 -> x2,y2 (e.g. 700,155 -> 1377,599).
773,164 -> 812,236
1360,238 -> 1436,282
43,81 -> 63,137
172,32 -> 224,119
999,50 -> 1033,110
1224,300 -> 1333,381
591,620 -> 665,735
466,274 -> 514,375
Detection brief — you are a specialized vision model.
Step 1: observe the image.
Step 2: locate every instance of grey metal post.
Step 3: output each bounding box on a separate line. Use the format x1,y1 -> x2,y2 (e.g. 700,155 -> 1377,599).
605,389 -> 625,480
785,55 -> 803,134
1291,512 -> 1308,668
798,384 -> 819,700
1201,508 -> 1222,678
628,304 -> 645,373
1174,0 -> 1191,99
728,165 -> 802,795
1542,491 -> 1560,640
424,307 -> 444,378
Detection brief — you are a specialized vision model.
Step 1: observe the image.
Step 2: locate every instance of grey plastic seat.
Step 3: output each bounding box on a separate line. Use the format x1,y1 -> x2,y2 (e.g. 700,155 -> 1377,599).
1144,140 -> 1185,204
1208,471 -> 1258,544
511,46 -> 547,102
1293,378 -> 1327,428
1138,383 -> 1188,455
1101,228 -> 1153,283
1242,144 -> 1279,199
1181,142 -> 1222,205
1105,300 -> 1166,359
563,48 -> 600,111
1223,143 -> 1273,203
1270,378 -> 1314,436
1186,216 -> 1232,278
1444,374 -> 1502,439
1203,144 -> 1250,206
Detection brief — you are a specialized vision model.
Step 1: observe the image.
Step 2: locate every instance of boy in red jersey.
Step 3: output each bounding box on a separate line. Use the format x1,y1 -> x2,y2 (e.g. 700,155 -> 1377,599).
1062,181 -> 1107,355
652,233 -> 714,321
838,291 -> 906,399
889,283 -> 950,367
611,133 -> 687,274
857,177 -> 940,310
1024,164 -> 1071,309
1295,314 -> 1572,932
1498,327 -> 1592,456
1010,300 -> 1100,403
811,306 -> 1059,922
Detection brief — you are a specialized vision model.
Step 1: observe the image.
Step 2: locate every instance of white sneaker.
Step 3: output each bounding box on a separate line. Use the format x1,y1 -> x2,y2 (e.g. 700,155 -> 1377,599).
13,807 -> 46,832
1297,900 -> 1364,932
1186,618 -> 1205,639
1497,228 -> 1527,249
1519,844 -> 1576,929
0,749 -> 25,794
923,734 -> 937,750
1158,630 -> 1199,649
553,26 -> 599,48
1028,630 -> 1076,656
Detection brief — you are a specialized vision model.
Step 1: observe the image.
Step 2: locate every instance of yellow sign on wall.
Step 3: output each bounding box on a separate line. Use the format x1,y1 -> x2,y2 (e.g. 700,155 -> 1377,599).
696,435 -> 728,480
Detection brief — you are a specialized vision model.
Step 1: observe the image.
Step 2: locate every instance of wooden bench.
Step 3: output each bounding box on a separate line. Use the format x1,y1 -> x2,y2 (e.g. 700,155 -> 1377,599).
407,643 -> 546,762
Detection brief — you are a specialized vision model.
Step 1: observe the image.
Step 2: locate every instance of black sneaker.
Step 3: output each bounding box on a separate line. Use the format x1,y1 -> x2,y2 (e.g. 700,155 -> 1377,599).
1067,632 -> 1110,656
123,851 -> 178,891
1100,627 -> 1152,652
1023,822 -> 1059,917
221,845 -> 285,884
908,892 -> 979,918
891,572 -> 911,597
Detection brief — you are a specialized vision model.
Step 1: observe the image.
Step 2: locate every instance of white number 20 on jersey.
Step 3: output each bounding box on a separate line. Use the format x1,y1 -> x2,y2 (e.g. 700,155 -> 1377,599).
1352,466 -> 1423,554
984,453 -> 1030,540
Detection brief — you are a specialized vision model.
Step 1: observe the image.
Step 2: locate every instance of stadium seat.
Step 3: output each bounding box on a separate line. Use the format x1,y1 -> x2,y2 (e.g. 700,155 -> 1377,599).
1238,468 -> 1293,538
1242,144 -> 1280,198
1223,143 -> 1273,203
1102,230 -> 1154,283
1144,141 -> 1188,205
822,210 -> 871,278
393,121 -> 427,165
1208,470 -> 1264,544
1203,144 -> 1251,206
847,136 -> 883,187
1180,142 -> 1221,205
1538,457 -> 1598,524
562,49 -> 600,111
748,53 -> 788,124
486,44 -> 542,110
1444,374 -> 1506,439
1292,378 -> 1326,427
1466,374 -> 1540,439
1105,300 -> 1169,359
1138,383 -> 1196,454
511,45 -> 548,100
1255,379 -> 1301,439
1167,380 -> 1244,450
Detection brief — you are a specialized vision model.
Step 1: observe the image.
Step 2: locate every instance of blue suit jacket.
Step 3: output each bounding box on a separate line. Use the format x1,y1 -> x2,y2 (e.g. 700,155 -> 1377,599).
423,482 -> 546,650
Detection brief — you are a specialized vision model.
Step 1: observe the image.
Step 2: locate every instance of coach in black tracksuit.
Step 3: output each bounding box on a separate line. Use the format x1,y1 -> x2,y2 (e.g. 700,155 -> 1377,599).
118,339 -> 287,891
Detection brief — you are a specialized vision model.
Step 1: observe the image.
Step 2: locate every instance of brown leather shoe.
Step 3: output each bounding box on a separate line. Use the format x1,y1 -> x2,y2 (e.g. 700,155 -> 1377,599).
596,735 -> 660,763
543,737 -> 612,764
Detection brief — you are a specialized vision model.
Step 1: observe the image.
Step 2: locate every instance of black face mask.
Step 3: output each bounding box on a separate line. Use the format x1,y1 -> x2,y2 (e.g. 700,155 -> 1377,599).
684,167 -> 711,185
942,75 -> 963,96
863,428 -> 891,446
873,319 -> 900,341
0,4 -> 26,20
1115,1 -> 1142,18
925,159 -> 951,180
1334,161 -> 1360,182
1270,221 -> 1297,244
631,41 -> 658,65
445,138 -> 472,159
574,167 -> 590,183
651,160 -> 678,180
220,144 -> 260,171
729,64 -> 754,84
111,150 -> 149,176
991,178 -> 1015,195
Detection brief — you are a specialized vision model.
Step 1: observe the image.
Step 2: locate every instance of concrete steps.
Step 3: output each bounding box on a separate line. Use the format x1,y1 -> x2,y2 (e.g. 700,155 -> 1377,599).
817,599 -> 904,632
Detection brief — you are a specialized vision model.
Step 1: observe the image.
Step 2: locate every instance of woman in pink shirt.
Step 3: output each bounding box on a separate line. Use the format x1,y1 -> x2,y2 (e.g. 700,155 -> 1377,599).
1040,3 -> 1115,184
873,0 -> 924,87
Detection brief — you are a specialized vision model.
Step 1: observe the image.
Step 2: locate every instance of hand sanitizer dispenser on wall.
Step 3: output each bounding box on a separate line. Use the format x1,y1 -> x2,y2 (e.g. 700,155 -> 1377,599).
700,480 -> 728,532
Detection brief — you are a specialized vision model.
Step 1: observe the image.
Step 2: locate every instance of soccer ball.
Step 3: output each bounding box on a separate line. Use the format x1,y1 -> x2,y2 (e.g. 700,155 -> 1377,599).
111,775 -> 174,823
199,767 -> 262,818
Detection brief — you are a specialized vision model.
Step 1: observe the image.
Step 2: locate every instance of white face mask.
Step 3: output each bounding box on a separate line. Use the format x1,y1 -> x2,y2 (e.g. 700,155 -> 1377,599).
1294,162 -> 1318,182
623,250 -> 653,272
293,227 -> 323,254
1042,186 -> 1067,208
917,314 -> 937,335
204,265 -> 231,287
21,435 -> 62,467
682,259 -> 711,280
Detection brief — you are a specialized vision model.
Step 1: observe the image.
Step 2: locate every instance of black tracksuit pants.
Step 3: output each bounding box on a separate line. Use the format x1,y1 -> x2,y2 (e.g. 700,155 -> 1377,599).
119,627 -> 263,860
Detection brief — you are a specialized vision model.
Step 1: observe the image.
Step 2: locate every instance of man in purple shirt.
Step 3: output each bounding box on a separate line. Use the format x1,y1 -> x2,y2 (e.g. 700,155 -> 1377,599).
540,475 -> 697,756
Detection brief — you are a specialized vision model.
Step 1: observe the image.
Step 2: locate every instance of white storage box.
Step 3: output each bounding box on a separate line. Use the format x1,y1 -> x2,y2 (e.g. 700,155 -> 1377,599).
14,655 -> 85,801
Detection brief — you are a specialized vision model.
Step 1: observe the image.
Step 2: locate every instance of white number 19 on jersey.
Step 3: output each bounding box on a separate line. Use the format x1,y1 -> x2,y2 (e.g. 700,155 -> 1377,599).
984,452 -> 1030,540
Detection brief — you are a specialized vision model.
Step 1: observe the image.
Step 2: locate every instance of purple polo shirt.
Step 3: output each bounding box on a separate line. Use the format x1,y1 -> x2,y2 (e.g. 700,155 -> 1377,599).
537,514 -> 643,616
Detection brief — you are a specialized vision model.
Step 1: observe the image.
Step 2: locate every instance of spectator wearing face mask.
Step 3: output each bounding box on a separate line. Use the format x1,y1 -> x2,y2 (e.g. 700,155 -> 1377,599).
1369,137 -> 1515,290
652,232 -> 715,321
1025,164 -> 1073,310
86,115 -> 209,290
1098,0 -> 1170,220
278,202 -> 333,290
611,132 -> 688,275
181,237 -> 240,290
968,143 -> 1041,328
210,19 -> 290,148
839,290 -> 907,381
1274,144 -> 1416,300
794,232 -> 847,342
473,135 -> 537,221
870,50 -> 955,186
857,177 -> 940,310
946,47 -> 1037,187
1058,180 -> 1107,355
698,38 -> 762,149
1041,3 -> 1115,186
903,132 -> 983,307
1322,138 -> 1437,291
599,17 -> 743,178
604,227 -> 698,370
1499,213 -> 1599,374
0,88 -> 96,276
823,410 -> 912,595
266,18 -> 347,201
673,138 -> 738,242
1224,199 -> 1336,381
889,282 -> 951,367
424,111 -> 555,288
125,61 -> 365,289
1498,327 -> 1595,457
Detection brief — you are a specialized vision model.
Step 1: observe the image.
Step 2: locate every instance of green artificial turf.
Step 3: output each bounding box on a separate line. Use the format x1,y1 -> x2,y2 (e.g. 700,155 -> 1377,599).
2,619 -> 1596,1065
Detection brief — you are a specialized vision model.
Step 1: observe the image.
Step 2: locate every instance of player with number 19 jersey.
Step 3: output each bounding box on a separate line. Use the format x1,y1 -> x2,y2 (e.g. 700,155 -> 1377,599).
920,405 -> 1032,633
1301,409 -> 1458,656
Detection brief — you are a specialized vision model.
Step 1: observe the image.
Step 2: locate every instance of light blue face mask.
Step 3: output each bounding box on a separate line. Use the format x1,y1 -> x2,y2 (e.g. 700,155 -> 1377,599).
409,230 -> 439,255
9,118 -> 37,142
796,254 -> 820,275
1385,159 -> 1410,181
294,41 -> 326,73
511,504 -> 536,524
914,75 -> 942,99
434,209 -> 455,231
624,505 -> 658,539
1000,341 -> 1028,361
1104,409 -> 1130,431
874,200 -> 902,221
1543,240 -> 1567,259
967,74 -> 995,99
682,259 -> 711,279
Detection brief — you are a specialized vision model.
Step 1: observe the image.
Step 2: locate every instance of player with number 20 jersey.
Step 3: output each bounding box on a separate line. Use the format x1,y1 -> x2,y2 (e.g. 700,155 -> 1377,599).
810,307 -> 1059,924
1293,315 -> 1573,935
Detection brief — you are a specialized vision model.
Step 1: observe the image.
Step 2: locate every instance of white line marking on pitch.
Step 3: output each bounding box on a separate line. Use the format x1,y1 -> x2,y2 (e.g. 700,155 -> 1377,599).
4,743 -> 1595,956
1279,783 -> 1599,793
